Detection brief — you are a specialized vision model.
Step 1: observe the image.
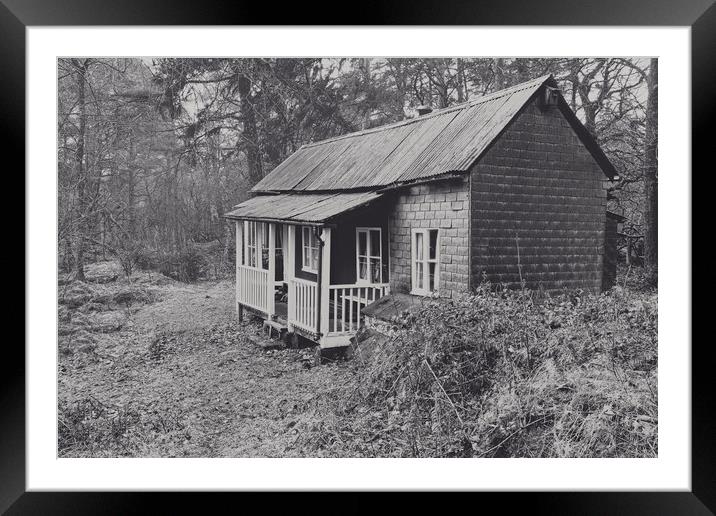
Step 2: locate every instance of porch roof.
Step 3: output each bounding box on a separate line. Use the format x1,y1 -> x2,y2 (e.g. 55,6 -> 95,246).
224,191 -> 384,225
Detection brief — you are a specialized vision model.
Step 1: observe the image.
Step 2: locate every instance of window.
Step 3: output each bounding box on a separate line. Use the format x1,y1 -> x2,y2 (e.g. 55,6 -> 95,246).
244,221 -> 270,270
275,227 -> 284,282
302,226 -> 319,273
261,222 -> 270,270
412,229 -> 439,295
356,228 -> 382,283
244,221 -> 260,268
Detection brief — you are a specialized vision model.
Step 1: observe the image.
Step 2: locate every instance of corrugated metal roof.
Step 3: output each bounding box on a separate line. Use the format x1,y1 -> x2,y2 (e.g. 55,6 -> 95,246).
252,75 -> 551,193
224,191 -> 384,224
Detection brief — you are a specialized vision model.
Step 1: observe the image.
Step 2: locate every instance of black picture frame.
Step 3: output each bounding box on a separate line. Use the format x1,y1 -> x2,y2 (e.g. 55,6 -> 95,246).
6,0 -> 708,512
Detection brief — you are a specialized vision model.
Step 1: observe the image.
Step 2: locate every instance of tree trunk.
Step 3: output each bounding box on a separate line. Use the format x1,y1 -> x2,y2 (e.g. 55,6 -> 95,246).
643,58 -> 658,281
73,59 -> 88,281
361,58 -> 372,130
127,136 -> 137,239
494,58 -> 506,90
237,72 -> 263,185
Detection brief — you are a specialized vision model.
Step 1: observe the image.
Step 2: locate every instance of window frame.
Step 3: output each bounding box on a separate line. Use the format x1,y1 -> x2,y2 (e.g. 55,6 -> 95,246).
355,227 -> 383,284
411,228 -> 440,296
244,220 -> 266,270
301,226 -> 319,273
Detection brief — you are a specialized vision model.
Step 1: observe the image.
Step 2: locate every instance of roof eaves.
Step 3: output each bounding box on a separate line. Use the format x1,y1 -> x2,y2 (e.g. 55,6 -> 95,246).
375,170 -> 468,193
555,97 -> 618,179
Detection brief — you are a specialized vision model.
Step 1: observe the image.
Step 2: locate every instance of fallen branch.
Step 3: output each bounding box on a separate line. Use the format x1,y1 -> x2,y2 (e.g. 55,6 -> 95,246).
423,358 -> 464,428
478,416 -> 547,457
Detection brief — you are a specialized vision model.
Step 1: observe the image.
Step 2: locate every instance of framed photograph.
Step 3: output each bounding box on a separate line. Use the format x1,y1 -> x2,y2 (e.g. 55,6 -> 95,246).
8,0 -> 707,511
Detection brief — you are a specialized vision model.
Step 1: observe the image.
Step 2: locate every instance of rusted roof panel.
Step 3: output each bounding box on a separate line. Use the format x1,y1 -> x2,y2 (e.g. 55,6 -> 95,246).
252,75 -> 552,193
224,191 -> 384,224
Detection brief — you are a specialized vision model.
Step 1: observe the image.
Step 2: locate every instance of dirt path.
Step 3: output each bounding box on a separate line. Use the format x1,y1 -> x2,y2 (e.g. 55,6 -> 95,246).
58,264 -> 351,457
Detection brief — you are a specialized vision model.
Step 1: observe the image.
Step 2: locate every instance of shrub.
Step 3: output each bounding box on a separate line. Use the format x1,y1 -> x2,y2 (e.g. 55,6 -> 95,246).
192,240 -> 231,279
297,284 -> 657,458
158,245 -> 207,283
132,246 -> 159,271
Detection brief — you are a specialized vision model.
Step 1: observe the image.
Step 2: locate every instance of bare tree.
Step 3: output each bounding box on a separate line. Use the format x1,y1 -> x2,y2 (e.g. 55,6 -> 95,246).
71,58 -> 90,281
643,59 -> 658,280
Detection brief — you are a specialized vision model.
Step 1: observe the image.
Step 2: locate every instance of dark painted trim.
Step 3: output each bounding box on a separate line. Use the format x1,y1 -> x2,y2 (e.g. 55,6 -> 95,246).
555,97 -> 618,179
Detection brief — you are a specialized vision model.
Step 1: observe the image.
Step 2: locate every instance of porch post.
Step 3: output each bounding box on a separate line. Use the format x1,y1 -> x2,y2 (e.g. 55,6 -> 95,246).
286,225 -> 296,330
267,222 -> 276,318
235,220 -> 243,321
319,226 -> 332,343
282,224 -> 290,281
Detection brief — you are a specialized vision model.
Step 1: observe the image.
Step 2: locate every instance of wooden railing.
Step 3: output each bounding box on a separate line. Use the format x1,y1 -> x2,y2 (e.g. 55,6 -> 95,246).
237,265 -> 272,315
326,283 -> 390,335
288,277 -> 318,334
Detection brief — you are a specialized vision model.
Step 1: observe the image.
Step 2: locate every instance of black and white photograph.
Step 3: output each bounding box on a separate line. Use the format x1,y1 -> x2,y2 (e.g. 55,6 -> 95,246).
56,56 -> 659,459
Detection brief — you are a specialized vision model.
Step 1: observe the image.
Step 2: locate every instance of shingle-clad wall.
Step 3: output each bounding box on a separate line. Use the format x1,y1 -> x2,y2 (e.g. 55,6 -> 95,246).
388,178 -> 470,298
602,215 -> 619,291
470,101 -> 607,293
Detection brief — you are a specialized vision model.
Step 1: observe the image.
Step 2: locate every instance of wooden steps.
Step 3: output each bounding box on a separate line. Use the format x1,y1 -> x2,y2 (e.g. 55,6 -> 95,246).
263,319 -> 287,339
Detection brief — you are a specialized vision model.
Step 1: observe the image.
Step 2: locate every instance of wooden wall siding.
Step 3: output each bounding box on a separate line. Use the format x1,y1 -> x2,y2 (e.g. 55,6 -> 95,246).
388,177 -> 470,298
329,199 -> 392,285
470,102 -> 607,292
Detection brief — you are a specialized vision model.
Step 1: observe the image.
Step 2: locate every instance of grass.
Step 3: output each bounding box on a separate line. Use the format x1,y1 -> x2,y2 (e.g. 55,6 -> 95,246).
57,260 -> 349,457
293,268 -> 657,458
58,260 -> 657,458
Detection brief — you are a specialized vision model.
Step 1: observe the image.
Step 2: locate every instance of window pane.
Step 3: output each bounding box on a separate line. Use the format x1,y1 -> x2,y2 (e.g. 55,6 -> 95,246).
370,257 -> 381,283
370,230 -> 381,257
358,231 -> 367,256
416,262 -> 424,289
358,256 -> 367,280
415,232 -> 424,260
429,262 -> 436,291
262,223 -> 269,248
312,248 -> 319,270
429,230 -> 438,260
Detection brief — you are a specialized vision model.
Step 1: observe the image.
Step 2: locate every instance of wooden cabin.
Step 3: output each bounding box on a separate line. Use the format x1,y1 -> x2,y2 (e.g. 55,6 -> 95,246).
225,75 -> 617,350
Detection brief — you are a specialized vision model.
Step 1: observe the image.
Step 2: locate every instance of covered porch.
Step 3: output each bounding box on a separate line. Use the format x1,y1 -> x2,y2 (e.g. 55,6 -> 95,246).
226,192 -> 391,349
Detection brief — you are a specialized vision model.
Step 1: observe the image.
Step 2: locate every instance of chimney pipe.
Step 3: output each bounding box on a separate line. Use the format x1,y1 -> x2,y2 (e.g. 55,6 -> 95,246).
417,105 -> 433,116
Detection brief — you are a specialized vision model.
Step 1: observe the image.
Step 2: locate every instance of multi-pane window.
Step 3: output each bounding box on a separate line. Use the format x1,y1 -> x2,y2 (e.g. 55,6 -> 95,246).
412,229 -> 439,295
244,221 -> 271,270
356,228 -> 382,283
261,222 -> 270,270
242,221 -> 280,274
244,221 -> 261,268
302,226 -> 319,273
